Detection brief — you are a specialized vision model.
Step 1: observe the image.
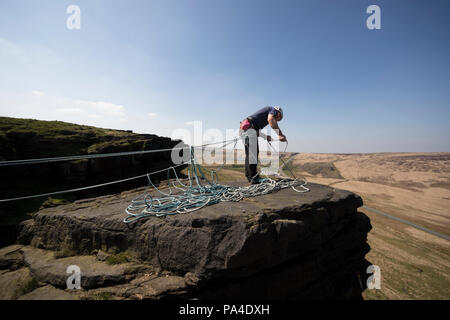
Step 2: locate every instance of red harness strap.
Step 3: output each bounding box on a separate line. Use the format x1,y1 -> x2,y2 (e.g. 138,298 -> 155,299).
240,119 -> 251,131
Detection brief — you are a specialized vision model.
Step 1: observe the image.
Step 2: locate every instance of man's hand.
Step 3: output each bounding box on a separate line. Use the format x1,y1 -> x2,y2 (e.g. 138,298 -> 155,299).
268,114 -> 286,142
278,134 -> 287,142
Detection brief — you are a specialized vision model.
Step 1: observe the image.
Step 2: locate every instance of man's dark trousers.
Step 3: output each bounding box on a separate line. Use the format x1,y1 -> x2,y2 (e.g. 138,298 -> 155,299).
244,134 -> 259,182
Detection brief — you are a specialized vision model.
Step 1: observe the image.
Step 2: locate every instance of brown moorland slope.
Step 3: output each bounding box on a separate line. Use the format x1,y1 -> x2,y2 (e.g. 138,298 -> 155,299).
288,152 -> 450,299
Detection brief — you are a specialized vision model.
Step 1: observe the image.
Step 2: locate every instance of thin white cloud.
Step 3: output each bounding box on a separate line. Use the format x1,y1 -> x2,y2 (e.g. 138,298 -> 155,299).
75,100 -> 125,117
147,112 -> 157,118
0,91 -> 128,130
56,107 -> 83,114
32,90 -> 45,97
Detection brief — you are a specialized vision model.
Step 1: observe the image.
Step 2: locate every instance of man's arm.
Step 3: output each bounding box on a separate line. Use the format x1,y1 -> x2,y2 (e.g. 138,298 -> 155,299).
268,114 -> 287,141
258,131 -> 271,141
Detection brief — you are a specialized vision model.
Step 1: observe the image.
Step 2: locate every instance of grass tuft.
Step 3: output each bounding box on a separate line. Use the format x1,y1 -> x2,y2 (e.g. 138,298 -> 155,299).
105,252 -> 130,265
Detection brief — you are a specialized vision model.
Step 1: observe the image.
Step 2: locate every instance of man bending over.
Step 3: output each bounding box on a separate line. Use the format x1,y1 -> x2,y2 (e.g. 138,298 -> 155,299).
239,106 -> 286,184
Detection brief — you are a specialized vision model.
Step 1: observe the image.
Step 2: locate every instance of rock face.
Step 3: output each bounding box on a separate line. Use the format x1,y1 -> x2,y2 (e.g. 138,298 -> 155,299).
6,182 -> 373,300
0,117 -> 184,197
0,117 -> 186,246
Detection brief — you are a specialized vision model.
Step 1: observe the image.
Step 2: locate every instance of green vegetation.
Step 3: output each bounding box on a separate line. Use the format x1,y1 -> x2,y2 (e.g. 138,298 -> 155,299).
0,116 -> 130,139
85,292 -> 116,300
105,252 -> 130,265
87,139 -> 147,153
0,116 -> 136,159
40,196 -> 74,209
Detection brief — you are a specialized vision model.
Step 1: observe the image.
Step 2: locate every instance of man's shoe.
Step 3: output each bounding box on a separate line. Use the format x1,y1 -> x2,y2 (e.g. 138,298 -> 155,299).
251,177 -> 268,184
248,175 -> 260,184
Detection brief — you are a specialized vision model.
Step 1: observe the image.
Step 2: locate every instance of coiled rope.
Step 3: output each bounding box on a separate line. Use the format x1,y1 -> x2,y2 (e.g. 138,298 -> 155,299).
124,139 -> 309,223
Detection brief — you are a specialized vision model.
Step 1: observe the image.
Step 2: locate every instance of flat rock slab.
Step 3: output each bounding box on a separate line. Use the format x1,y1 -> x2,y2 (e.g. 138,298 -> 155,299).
21,246 -> 148,289
18,182 -> 365,281
79,273 -> 189,300
18,285 -> 80,300
21,182 -> 339,228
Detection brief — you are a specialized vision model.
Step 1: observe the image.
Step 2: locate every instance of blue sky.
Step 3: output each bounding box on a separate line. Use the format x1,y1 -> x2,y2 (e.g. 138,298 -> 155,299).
0,0 -> 449,152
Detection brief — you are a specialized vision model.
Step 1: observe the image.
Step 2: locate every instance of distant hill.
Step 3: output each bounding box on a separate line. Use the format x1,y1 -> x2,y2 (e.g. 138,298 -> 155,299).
0,117 -> 164,160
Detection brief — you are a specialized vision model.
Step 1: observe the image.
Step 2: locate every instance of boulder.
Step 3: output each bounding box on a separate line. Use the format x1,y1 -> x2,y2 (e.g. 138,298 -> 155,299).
0,244 -> 24,270
15,182 -> 372,299
0,267 -> 35,300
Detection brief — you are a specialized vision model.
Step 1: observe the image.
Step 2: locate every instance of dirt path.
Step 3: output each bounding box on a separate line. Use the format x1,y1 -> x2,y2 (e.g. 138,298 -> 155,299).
362,205 -> 450,242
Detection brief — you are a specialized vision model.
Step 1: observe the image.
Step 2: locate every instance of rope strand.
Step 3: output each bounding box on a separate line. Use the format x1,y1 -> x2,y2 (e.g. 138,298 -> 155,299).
124,140 -> 309,223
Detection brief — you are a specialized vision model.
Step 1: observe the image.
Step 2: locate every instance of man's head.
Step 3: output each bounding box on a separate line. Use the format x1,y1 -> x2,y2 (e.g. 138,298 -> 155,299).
274,106 -> 283,121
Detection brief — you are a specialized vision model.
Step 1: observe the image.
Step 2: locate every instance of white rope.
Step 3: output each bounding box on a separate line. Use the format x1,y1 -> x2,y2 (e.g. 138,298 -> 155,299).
0,162 -> 189,203
124,141 -> 309,223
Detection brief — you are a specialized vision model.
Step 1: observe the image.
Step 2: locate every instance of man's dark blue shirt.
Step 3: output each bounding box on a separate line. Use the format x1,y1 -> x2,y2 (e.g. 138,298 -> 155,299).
247,106 -> 279,130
